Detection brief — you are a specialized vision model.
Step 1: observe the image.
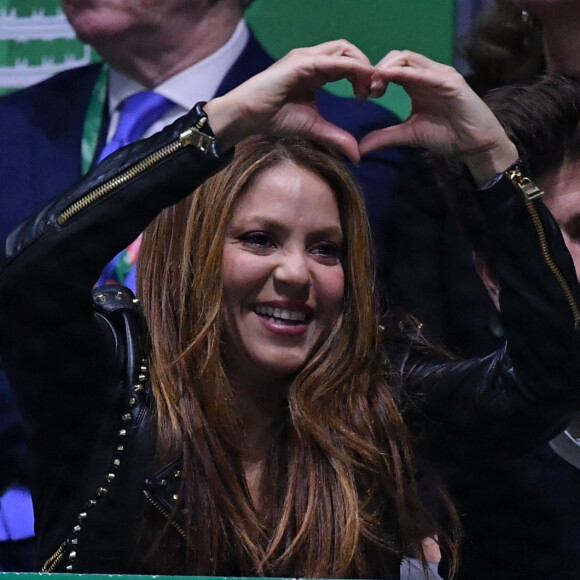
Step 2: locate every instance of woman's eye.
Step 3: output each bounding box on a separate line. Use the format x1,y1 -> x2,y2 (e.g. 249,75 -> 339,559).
310,242 -> 342,262
240,232 -> 275,249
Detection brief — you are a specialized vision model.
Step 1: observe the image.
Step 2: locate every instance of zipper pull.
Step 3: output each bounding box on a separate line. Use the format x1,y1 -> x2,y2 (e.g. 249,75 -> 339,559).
506,165 -> 544,201
179,127 -> 214,153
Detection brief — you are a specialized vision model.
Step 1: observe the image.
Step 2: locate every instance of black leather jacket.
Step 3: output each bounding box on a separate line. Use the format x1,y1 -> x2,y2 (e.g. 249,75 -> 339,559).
1,106 -> 580,574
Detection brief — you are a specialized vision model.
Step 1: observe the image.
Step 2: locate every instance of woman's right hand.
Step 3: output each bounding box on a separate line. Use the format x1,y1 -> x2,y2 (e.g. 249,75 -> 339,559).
203,40 -> 377,163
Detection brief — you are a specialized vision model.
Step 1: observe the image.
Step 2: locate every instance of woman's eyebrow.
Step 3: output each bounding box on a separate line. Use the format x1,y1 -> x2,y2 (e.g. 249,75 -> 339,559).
232,216 -> 342,238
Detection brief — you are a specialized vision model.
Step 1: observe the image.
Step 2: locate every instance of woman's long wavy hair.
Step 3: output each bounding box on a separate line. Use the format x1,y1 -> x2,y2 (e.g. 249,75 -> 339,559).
138,134 -> 458,577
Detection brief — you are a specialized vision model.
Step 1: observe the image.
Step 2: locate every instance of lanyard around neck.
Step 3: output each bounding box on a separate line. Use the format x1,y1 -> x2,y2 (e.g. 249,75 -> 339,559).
81,65 -> 109,175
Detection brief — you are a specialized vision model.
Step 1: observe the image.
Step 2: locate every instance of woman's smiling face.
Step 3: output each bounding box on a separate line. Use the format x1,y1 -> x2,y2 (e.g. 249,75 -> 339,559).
221,162 -> 345,387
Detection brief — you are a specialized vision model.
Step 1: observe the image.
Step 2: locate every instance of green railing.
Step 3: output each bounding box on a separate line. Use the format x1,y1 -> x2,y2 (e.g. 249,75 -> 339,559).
0,575 -> 399,580
0,575 -> 298,580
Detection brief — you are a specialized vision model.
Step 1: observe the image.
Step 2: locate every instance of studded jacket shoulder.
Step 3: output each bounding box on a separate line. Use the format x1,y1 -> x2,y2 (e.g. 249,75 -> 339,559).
0,106 -> 227,572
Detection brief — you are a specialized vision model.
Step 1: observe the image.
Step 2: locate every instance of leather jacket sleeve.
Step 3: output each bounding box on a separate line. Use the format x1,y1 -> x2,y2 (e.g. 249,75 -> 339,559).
398,169 -> 580,462
0,104 -> 227,394
0,105 -> 228,554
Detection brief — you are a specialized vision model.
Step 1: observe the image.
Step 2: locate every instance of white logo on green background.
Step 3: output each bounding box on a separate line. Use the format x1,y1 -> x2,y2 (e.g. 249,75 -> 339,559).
0,0 -> 94,94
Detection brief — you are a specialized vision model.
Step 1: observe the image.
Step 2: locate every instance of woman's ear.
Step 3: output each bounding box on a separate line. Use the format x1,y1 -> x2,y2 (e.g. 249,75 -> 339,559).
473,251 -> 500,311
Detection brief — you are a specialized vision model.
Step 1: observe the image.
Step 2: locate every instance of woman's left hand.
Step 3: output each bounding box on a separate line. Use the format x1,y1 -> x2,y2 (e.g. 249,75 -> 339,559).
359,50 -> 519,186
204,40 -> 377,163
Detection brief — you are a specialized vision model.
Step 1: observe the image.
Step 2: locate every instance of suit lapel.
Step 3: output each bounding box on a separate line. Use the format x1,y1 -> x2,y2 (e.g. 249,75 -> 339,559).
214,30 -> 275,97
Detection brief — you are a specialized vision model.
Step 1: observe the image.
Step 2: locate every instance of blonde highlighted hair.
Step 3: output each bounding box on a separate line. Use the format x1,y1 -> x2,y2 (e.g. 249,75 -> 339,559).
138,134 -> 457,577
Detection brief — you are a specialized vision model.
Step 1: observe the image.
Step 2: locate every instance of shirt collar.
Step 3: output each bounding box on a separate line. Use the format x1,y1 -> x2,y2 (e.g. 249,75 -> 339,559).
107,18 -> 250,115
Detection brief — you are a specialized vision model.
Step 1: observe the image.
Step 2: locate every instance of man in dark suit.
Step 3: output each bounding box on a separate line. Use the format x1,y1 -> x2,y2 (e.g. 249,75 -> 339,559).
437,75 -> 580,580
0,0 -> 409,570
0,1 -> 406,272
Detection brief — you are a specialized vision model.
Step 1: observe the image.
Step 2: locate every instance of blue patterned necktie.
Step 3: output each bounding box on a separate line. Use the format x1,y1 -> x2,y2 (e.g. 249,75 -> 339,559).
95,91 -> 175,290
97,91 -> 175,163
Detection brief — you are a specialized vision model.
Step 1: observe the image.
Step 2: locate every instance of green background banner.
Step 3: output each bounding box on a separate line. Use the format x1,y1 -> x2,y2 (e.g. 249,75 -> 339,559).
0,0 -> 454,119
0,0 -> 94,91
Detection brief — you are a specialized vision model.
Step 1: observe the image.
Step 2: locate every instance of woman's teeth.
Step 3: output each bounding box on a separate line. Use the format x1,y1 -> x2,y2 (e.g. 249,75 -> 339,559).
255,305 -> 306,323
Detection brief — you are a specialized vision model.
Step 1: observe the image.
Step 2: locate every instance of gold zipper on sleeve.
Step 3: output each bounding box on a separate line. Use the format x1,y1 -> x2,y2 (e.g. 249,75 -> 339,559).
506,166 -> 580,329
506,166 -> 545,202
57,118 -> 213,227
143,489 -> 187,540
41,541 -> 67,572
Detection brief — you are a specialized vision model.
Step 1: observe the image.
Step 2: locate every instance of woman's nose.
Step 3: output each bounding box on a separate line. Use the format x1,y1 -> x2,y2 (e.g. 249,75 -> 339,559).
274,250 -> 311,288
